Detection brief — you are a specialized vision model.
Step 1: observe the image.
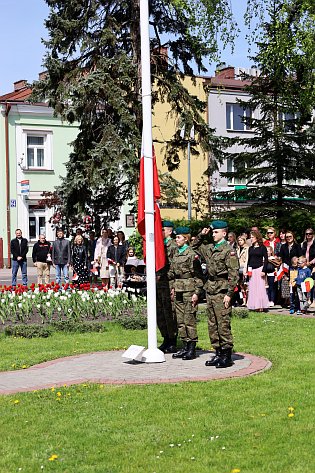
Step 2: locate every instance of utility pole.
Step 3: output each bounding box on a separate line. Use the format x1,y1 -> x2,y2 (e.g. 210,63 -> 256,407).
181,125 -> 195,221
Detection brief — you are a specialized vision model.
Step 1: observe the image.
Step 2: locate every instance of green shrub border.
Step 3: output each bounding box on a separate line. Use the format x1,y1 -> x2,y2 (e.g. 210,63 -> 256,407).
231,307 -> 249,319
3,313 -> 148,338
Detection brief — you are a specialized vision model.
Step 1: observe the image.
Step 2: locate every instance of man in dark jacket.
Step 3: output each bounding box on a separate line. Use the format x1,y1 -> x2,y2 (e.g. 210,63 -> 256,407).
11,228 -> 28,288
52,228 -> 71,284
32,234 -> 52,284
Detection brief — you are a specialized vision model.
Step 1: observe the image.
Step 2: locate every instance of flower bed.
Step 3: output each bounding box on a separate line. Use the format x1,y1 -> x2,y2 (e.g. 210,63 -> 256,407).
0,282 -> 147,330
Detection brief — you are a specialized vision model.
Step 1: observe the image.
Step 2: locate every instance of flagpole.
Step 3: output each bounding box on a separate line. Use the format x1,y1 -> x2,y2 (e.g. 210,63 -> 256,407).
140,0 -> 165,363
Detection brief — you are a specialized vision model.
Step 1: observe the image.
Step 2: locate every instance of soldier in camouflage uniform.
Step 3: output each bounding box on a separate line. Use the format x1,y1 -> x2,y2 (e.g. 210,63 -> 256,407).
192,220 -> 239,368
168,227 -> 204,360
156,221 -> 178,353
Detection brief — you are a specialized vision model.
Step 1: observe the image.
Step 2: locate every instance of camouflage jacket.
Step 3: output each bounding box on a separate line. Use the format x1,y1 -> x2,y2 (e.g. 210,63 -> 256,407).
168,246 -> 204,295
156,238 -> 177,280
192,234 -> 239,297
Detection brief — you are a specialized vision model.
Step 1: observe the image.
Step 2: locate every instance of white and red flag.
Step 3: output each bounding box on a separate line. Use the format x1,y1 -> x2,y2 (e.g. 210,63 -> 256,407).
138,146 -> 165,272
275,263 -> 289,281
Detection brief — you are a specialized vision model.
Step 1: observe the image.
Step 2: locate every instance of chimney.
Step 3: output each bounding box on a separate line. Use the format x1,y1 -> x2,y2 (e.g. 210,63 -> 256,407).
38,71 -> 48,81
14,80 -> 27,91
215,65 -> 235,79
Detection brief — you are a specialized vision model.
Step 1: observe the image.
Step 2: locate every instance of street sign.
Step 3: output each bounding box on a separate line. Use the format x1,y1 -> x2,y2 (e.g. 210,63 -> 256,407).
10,199 -> 16,208
21,180 -> 30,195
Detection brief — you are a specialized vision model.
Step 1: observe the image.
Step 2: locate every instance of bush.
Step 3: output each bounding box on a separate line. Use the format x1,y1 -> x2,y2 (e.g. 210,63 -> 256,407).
116,314 -> 147,330
51,320 -> 107,333
232,307 -> 249,319
4,324 -> 53,338
128,231 -> 144,259
3,321 -> 107,338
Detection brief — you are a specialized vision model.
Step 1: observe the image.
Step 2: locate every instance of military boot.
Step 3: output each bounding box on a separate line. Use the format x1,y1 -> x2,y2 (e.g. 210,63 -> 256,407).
215,348 -> 234,368
205,348 -> 221,367
159,336 -> 170,353
172,342 -> 188,359
165,338 -> 177,354
182,341 -> 197,360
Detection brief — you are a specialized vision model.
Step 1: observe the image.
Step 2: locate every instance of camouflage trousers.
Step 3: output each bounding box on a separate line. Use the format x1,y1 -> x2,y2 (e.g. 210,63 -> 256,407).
156,281 -> 177,339
174,291 -> 198,342
206,292 -> 233,350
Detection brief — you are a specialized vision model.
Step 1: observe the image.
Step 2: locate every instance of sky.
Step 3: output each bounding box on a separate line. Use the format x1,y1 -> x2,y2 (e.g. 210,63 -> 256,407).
0,0 -> 254,95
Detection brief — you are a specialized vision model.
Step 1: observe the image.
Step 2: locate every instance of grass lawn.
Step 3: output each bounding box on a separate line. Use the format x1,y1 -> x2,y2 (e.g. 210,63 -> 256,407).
0,312 -> 314,473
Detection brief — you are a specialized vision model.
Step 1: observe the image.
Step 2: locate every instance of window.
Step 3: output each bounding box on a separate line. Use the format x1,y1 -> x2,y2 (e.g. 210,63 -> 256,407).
226,103 -> 252,131
284,177 -> 304,186
28,206 -> 46,240
279,112 -> 298,133
19,129 -> 53,170
226,159 -> 247,185
27,136 -> 45,167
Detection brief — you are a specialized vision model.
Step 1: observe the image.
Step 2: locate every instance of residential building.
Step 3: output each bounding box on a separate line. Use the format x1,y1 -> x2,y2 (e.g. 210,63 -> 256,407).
205,64 -> 260,211
153,65 -> 259,221
153,75 -> 210,221
0,78 -> 79,266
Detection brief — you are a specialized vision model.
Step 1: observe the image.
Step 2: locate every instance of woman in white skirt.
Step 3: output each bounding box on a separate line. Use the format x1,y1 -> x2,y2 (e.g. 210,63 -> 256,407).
245,230 -> 269,312
94,229 -> 112,287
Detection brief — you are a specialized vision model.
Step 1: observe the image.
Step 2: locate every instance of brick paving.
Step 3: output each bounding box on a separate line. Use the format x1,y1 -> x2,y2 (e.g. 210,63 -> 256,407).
0,350 -> 272,395
1,266 -> 313,395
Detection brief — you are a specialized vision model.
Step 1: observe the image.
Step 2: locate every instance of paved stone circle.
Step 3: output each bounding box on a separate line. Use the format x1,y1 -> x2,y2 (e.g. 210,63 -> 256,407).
0,350 -> 272,394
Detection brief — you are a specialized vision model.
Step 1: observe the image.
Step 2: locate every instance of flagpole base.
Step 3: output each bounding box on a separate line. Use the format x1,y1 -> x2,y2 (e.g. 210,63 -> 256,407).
142,347 -> 165,363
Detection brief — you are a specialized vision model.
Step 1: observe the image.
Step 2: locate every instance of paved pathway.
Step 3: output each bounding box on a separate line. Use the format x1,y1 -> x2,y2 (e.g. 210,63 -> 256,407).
0,266 -> 70,286
0,350 -> 271,395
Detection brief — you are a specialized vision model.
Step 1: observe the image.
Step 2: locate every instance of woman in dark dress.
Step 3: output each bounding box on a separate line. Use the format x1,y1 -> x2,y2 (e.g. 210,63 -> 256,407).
72,235 -> 90,285
117,230 -> 129,251
107,235 -> 126,287
279,231 -> 302,267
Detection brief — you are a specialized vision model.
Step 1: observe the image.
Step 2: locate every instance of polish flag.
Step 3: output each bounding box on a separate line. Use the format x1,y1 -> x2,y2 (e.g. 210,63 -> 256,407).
301,281 -> 309,293
137,146 -> 166,272
276,264 -> 287,281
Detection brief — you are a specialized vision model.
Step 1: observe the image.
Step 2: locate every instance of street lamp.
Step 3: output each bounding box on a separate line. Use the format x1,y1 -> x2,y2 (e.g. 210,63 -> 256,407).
180,125 -> 195,221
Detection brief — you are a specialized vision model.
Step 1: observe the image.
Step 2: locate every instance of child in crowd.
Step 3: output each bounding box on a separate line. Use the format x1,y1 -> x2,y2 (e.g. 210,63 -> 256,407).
289,256 -> 300,315
295,256 -> 311,314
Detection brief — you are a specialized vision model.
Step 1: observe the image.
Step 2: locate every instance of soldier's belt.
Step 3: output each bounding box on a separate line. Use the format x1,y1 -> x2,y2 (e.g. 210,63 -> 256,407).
208,275 -> 228,281
175,274 -> 193,279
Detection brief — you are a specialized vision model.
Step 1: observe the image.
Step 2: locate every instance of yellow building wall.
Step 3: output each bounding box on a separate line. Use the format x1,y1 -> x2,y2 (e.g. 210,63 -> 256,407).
152,76 -> 208,221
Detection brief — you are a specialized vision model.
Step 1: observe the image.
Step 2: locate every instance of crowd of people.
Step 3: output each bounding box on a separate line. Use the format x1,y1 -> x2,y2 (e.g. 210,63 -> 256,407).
230,225 -> 315,315
9,227 -> 143,290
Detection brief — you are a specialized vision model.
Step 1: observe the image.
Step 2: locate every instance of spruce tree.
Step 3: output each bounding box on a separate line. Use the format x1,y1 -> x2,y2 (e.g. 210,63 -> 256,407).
220,0 -> 315,218
32,0 -> 237,226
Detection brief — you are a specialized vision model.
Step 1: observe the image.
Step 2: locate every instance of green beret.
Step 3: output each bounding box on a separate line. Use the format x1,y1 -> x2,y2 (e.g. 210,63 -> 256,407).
162,220 -> 174,228
210,220 -> 228,230
175,226 -> 191,235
